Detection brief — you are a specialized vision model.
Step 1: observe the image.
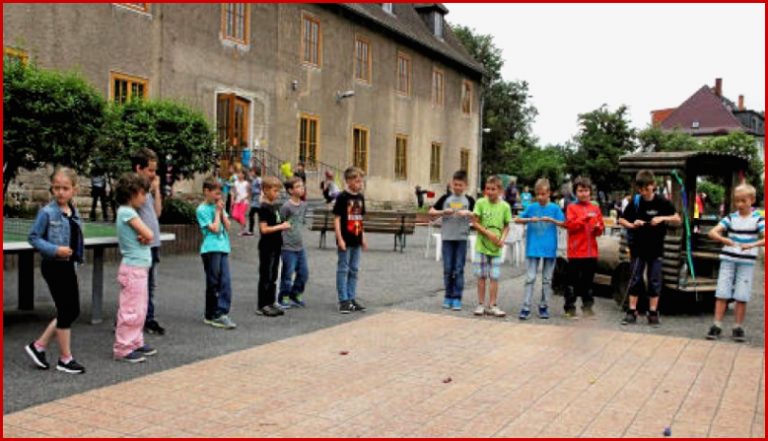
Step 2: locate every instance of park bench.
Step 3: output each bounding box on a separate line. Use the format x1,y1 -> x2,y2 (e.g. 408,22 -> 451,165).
308,208 -> 417,252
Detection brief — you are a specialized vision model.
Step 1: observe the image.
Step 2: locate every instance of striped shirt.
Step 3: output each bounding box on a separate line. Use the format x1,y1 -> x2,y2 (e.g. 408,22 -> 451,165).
719,211 -> 765,264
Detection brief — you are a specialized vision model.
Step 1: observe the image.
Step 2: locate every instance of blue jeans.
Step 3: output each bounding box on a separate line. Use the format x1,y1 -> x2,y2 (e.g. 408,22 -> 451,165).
522,257 -> 556,310
337,246 -> 361,302
201,252 -> 232,319
279,249 -> 309,299
442,240 -> 467,300
146,247 -> 159,321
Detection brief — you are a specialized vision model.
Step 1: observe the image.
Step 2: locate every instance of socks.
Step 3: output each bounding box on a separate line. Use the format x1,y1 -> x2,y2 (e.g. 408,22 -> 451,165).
33,342 -> 46,352
60,355 -> 73,364
714,321 -> 723,328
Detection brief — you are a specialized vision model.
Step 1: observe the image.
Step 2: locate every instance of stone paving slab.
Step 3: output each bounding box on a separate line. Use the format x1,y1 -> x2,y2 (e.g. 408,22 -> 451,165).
3,310 -> 765,438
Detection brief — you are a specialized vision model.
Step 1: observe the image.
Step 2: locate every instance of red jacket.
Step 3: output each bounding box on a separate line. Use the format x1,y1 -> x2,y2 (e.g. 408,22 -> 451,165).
565,202 -> 604,259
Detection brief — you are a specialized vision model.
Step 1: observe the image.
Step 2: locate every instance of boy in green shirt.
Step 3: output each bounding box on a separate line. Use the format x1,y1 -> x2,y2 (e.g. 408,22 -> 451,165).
471,175 -> 512,317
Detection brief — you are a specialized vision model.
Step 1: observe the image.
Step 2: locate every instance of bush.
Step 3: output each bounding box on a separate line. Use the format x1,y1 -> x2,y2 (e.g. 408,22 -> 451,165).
159,198 -> 198,225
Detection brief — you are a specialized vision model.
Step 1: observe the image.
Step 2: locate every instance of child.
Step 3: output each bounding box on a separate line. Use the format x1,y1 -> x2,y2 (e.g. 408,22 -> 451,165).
232,169 -> 250,234
334,166 -> 368,314
257,176 -> 291,317
113,173 -> 158,363
429,170 -> 475,311
471,175 -> 512,317
26,168 -> 86,374
515,178 -> 565,320
706,183 -> 764,341
564,177 -> 604,319
321,170 -> 341,204
278,177 -> 309,308
131,148 -> 165,336
618,170 -> 680,326
246,167 -> 262,236
520,185 -> 533,211
196,178 -> 237,329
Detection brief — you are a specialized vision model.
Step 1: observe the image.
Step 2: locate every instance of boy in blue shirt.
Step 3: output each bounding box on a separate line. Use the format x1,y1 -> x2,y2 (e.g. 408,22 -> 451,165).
515,178 -> 565,320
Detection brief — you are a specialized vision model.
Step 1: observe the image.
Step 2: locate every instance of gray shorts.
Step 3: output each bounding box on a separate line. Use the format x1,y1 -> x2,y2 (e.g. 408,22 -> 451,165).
715,259 -> 755,303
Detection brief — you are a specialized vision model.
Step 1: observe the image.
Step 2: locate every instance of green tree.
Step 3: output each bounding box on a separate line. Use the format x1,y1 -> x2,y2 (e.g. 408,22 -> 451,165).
3,57 -> 105,196
637,126 -> 700,153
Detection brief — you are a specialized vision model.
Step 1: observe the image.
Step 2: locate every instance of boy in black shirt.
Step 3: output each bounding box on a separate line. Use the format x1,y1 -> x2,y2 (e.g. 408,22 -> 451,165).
618,170 -> 680,326
333,166 -> 368,314
256,176 -> 291,317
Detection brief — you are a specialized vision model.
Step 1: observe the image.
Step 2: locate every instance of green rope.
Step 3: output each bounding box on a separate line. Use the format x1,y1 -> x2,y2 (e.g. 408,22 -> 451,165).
671,170 -> 695,281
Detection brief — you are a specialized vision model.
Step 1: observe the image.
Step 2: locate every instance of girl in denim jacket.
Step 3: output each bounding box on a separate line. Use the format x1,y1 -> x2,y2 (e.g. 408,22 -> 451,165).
25,168 -> 86,374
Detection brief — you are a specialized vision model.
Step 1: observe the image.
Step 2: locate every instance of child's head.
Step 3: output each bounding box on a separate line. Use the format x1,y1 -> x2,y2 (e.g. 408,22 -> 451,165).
733,183 -> 756,213
573,176 -> 592,202
131,148 -> 159,181
344,166 -> 365,193
450,170 -> 468,195
250,167 -> 261,178
237,169 -> 246,180
50,167 -> 78,206
296,162 -> 305,172
534,178 -> 551,205
286,177 -> 305,199
524,185 -> 530,193
484,175 -> 503,201
635,170 -> 656,200
262,176 -> 282,202
115,173 -> 150,209
202,177 -> 222,203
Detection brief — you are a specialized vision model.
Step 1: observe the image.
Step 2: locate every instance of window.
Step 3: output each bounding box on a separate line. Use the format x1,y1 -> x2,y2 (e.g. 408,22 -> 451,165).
4,47 -> 28,65
460,149 -> 470,173
430,142 -> 442,183
354,37 -> 371,83
110,72 -> 148,104
116,3 -> 149,13
382,3 -> 394,14
434,13 -> 443,39
221,4 -> 250,44
397,52 -> 411,96
432,68 -> 444,106
461,80 -> 472,114
299,114 -> 319,169
217,93 -> 250,155
353,127 -> 369,173
302,13 -> 321,66
395,135 -> 408,180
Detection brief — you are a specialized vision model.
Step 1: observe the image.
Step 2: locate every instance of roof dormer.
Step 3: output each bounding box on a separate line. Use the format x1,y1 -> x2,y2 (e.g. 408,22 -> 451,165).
415,3 -> 448,39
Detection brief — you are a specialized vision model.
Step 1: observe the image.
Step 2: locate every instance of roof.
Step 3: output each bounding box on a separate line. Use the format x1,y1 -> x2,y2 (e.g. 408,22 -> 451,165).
327,3 -> 484,78
660,86 -> 747,136
619,151 -> 750,176
651,108 -> 676,125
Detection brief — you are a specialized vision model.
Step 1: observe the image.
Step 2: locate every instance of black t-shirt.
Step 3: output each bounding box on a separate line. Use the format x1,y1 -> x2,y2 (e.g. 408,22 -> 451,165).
65,213 -> 81,262
620,194 -> 676,258
332,191 -> 366,247
258,202 -> 283,251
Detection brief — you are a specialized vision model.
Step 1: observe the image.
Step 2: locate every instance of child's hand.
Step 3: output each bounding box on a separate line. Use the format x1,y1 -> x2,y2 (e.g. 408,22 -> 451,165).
722,238 -> 736,247
338,240 -> 347,251
458,209 -> 472,217
650,216 -> 665,226
55,246 -> 73,258
137,235 -> 152,245
362,236 -> 368,251
216,199 -> 225,212
633,219 -> 646,228
529,217 -> 541,223
280,222 -> 291,231
739,243 -> 753,251
443,208 -> 455,216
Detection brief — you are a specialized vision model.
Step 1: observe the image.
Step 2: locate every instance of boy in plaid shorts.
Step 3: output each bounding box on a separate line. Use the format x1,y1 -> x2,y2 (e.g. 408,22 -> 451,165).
471,175 -> 512,317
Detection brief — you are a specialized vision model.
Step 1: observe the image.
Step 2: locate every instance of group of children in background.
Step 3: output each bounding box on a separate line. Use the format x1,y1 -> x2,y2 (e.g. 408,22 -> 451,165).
23,153 -> 764,373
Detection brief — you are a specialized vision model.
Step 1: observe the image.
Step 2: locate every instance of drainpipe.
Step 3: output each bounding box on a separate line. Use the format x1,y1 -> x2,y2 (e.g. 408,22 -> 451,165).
477,85 -> 485,196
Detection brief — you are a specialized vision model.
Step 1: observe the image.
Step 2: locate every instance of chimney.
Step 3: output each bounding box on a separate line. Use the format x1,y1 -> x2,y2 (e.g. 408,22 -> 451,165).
714,78 -> 722,97
738,95 -> 745,111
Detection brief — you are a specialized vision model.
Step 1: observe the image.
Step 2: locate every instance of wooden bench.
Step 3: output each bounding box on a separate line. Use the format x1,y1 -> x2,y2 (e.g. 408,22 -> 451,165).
308,208 -> 417,252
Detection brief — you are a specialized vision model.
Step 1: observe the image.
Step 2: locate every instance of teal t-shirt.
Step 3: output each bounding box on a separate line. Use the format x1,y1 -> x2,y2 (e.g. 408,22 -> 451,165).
520,202 -> 565,258
117,206 -> 152,268
197,202 -> 231,254
473,197 -> 512,257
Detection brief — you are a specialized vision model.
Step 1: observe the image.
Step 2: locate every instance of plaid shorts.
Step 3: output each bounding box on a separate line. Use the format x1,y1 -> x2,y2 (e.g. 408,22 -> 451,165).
474,252 -> 502,280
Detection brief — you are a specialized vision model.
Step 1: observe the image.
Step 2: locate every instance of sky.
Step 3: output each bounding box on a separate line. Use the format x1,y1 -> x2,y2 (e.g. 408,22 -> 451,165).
447,3 -> 765,146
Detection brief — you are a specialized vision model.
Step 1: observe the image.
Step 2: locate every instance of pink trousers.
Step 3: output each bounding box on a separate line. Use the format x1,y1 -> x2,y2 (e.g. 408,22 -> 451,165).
113,264 -> 149,358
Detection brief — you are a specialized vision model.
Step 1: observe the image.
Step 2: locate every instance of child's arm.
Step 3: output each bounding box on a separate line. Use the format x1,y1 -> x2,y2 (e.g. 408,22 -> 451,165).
707,223 -> 735,247
28,210 -> 71,259
651,213 -> 681,226
259,221 -> 290,235
334,215 -> 346,250
499,224 -> 511,246
220,209 -> 231,232
564,205 -> 585,232
128,217 -> 154,243
593,210 -> 605,236
740,232 -> 765,251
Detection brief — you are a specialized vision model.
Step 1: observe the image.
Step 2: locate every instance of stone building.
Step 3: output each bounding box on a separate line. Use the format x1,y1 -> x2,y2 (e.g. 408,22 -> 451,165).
3,3 -> 484,204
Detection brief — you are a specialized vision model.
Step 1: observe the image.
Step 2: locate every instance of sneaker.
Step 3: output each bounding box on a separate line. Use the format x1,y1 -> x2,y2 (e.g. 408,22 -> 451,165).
135,344 -> 158,356
212,315 -> 237,329
116,351 -> 145,364
621,310 -> 637,325
442,298 -> 452,309
277,297 -> 292,310
489,305 -> 506,317
647,311 -> 661,327
25,343 -> 49,370
582,306 -> 595,317
144,319 -> 166,336
242,231 -> 254,236
518,309 -> 531,320
473,304 -> 486,316
256,305 -> 282,317
705,325 -> 722,340
538,305 -> 550,320
564,310 -> 579,320
339,301 -> 354,314
350,299 -> 366,312
57,358 -> 86,374
732,327 -> 746,343
451,299 -> 462,311
289,294 -> 306,308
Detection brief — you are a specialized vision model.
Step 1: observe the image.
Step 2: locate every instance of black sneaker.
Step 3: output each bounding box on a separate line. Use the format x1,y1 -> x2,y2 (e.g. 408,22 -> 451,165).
350,299 -> 366,312
56,359 -> 85,374
339,301 -> 354,314
144,320 -> 166,336
706,325 -> 722,340
647,311 -> 661,327
257,305 -> 282,317
135,344 -> 158,356
25,343 -> 49,370
732,327 -> 746,343
621,310 -> 637,325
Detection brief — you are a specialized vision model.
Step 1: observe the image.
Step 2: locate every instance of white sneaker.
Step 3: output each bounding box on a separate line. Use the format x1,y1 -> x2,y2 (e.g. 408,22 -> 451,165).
473,304 -> 486,316
489,305 -> 506,317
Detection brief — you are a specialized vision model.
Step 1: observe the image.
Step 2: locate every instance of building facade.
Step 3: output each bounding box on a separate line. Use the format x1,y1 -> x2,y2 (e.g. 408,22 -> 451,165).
3,3 -> 484,203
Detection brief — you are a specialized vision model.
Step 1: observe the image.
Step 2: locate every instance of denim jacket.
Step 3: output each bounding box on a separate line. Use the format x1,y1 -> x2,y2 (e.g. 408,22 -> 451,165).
28,201 -> 85,263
